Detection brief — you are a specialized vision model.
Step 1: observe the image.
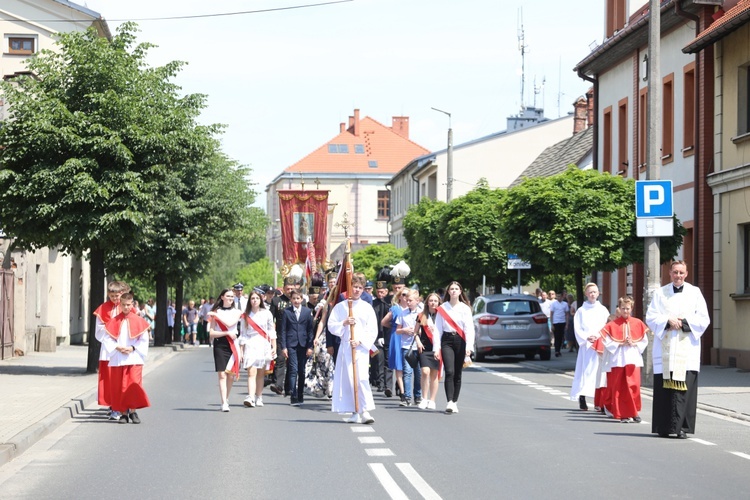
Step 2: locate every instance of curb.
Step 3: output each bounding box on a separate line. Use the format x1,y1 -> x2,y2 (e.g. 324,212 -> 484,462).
516,361 -> 750,424
0,346 -> 181,468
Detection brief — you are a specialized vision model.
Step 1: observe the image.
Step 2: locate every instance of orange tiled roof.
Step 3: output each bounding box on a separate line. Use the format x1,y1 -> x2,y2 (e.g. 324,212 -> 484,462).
285,115 -> 429,174
684,0 -> 750,53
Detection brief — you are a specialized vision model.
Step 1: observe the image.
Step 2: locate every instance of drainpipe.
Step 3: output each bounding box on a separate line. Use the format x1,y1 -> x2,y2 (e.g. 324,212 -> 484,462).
577,70 -> 598,173
674,0 -> 701,286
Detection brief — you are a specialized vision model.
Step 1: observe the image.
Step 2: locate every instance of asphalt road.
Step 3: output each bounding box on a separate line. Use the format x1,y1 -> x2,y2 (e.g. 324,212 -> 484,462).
1,349 -> 748,499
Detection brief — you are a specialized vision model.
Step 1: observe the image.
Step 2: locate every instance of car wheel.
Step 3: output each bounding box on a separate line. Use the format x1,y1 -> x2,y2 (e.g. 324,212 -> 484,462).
524,352 -> 536,360
474,345 -> 486,362
539,349 -> 551,361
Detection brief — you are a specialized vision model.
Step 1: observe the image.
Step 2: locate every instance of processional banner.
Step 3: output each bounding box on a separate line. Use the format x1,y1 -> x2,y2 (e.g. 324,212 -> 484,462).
278,190 -> 329,267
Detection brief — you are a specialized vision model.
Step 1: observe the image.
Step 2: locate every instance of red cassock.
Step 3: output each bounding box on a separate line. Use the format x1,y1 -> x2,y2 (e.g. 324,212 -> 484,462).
600,317 -> 649,419
93,301 -> 119,406
104,313 -> 151,413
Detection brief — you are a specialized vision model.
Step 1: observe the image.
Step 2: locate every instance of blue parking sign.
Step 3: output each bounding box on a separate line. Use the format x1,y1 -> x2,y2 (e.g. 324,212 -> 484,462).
636,180 -> 673,218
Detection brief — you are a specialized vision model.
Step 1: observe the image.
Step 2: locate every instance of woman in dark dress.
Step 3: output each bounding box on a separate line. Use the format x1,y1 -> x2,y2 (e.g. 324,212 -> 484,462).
207,288 -> 243,412
415,292 -> 441,410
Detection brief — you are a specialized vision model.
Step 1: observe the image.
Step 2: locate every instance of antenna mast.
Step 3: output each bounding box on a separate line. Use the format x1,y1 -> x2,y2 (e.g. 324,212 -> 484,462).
517,8 -> 527,110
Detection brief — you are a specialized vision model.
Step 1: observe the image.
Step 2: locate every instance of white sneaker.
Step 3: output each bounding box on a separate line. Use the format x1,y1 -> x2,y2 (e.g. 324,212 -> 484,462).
362,411 -> 375,424
452,402 -> 459,414
445,401 -> 456,413
109,410 -> 121,421
426,400 -> 436,410
345,413 -> 362,424
243,396 -> 255,408
418,399 -> 429,410
221,402 -> 230,412
255,396 -> 264,407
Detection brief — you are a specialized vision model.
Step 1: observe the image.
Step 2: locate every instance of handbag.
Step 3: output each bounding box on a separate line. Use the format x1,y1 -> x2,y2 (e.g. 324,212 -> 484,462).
404,335 -> 419,369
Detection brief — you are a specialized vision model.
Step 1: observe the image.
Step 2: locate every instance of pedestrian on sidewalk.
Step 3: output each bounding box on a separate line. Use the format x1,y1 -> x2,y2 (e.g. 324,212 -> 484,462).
600,296 -> 649,423
93,280 -> 130,421
646,260 -> 710,439
569,283 -> 609,411
207,289 -> 243,412
328,273 -> 378,424
435,281 -> 475,414
102,292 -> 151,424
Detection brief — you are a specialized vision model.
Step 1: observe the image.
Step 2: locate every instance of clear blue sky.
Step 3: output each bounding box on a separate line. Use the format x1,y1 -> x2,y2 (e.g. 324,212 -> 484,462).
83,0 -> 604,208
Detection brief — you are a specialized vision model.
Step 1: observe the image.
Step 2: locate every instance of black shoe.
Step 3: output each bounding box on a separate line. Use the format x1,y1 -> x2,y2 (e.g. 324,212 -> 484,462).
621,418 -> 629,423
658,432 -> 670,438
384,389 -> 392,398
633,416 -> 642,423
269,385 -> 282,395
118,414 -> 129,424
578,396 -> 588,411
399,394 -> 407,407
405,399 -> 413,407
677,431 -> 687,439
415,397 -> 422,405
555,352 -> 561,357
129,412 -> 141,424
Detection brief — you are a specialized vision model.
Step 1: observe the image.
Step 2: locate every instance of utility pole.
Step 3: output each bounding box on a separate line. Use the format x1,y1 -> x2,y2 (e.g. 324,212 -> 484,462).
431,107 -> 453,201
643,0 -> 662,386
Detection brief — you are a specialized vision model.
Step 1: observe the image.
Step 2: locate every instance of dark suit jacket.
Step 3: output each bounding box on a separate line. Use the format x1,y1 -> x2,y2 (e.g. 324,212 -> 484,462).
280,305 -> 314,351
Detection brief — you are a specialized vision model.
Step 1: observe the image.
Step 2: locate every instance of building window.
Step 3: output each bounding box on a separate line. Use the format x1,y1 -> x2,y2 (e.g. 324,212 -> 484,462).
327,144 -> 337,153
638,87 -> 648,173
8,37 -> 34,55
603,106 -> 613,174
378,190 -> 389,219
327,144 -> 349,153
618,97 -> 628,176
683,63 -> 695,155
606,0 -> 627,38
662,73 -> 674,164
354,144 -> 365,154
739,63 -> 750,137
368,160 -> 378,168
337,144 -> 349,153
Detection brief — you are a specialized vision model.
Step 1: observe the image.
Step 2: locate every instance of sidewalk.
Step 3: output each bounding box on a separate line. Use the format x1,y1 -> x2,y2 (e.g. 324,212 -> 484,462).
0,344 -> 181,467
522,349 -> 750,422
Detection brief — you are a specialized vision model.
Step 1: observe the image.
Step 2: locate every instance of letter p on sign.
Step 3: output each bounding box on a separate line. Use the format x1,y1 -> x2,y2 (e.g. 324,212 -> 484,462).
636,180 -> 673,218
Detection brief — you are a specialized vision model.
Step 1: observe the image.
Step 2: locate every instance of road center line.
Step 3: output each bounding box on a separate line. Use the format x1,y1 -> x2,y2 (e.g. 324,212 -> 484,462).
690,438 -> 716,446
729,451 -> 750,460
369,463 -> 409,500
359,436 -> 385,444
395,463 -> 443,500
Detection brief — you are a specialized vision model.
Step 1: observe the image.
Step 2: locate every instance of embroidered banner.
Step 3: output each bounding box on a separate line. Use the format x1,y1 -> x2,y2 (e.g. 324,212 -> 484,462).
278,190 -> 329,266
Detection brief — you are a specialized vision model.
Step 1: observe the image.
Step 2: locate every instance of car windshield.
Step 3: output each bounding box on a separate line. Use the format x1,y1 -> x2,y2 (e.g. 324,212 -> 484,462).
487,300 -> 537,316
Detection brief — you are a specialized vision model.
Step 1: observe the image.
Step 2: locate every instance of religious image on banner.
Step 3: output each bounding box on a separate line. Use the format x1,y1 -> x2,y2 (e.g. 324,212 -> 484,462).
294,212 -> 315,243
278,190 -> 329,270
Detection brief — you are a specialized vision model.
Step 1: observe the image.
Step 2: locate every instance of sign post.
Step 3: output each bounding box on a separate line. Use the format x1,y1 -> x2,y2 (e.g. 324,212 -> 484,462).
507,254 -> 531,294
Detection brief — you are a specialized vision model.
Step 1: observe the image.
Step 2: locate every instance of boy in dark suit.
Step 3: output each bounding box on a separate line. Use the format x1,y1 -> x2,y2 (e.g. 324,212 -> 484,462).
280,290 -> 314,405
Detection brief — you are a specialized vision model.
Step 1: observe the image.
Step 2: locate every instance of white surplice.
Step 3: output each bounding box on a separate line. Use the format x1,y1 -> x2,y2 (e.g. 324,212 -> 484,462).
569,300 -> 610,400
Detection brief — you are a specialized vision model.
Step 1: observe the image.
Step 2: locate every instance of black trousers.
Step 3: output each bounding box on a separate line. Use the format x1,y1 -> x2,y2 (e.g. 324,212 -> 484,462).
370,347 -> 385,389
441,332 -> 466,403
652,371 -> 699,435
287,346 -> 308,403
553,323 -> 566,354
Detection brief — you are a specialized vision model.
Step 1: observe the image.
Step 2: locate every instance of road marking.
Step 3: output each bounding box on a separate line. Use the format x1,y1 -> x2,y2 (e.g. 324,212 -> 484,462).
690,438 -> 715,446
395,463 -> 443,500
369,463 -> 409,500
366,448 -> 395,456
729,451 -> 750,460
350,426 -> 375,433
359,436 -> 385,444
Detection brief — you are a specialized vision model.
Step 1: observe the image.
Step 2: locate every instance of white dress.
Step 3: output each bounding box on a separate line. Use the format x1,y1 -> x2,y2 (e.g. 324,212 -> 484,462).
328,298 -> 378,413
240,308 -> 276,370
569,300 -> 610,400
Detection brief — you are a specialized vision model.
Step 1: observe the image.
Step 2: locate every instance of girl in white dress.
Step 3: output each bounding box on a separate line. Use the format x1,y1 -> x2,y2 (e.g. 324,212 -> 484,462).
240,290 -> 276,408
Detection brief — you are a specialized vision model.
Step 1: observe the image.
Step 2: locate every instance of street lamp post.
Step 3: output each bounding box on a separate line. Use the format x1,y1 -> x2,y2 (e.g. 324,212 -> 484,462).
431,107 -> 453,202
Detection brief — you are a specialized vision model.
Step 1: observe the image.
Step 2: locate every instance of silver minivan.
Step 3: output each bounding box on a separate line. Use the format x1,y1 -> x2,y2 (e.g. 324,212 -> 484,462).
472,294 -> 552,361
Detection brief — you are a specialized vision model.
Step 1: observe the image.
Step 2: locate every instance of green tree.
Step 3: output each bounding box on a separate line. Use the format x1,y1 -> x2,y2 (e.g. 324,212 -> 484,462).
498,167 -> 684,303
0,24 -> 248,369
352,243 -> 406,281
403,198 -> 447,291
236,257 -> 278,290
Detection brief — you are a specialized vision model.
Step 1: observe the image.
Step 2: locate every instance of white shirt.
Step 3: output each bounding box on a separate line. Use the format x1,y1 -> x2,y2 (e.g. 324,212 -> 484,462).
434,301 -> 475,352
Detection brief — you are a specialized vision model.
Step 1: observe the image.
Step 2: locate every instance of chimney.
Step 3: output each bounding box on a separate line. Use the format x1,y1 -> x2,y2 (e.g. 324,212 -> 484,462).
353,108 -> 360,137
340,122 -> 345,133
573,97 -> 588,134
586,87 -> 595,128
392,116 -> 409,139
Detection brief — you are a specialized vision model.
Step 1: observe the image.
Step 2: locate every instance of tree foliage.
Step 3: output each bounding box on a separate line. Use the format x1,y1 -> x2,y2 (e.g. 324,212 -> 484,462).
402,198 -> 447,292
351,243 -> 406,281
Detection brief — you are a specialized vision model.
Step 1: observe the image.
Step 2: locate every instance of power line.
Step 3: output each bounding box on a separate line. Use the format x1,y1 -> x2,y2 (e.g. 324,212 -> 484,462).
9,0 -> 354,23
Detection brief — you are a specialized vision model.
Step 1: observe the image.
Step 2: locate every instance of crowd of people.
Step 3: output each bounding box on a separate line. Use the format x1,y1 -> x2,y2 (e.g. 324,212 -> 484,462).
94,259 -> 709,437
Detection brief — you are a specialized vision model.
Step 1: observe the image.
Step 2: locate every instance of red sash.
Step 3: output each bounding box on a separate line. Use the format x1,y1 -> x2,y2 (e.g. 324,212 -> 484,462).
214,316 -> 240,379
243,313 -> 275,372
437,305 -> 466,342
